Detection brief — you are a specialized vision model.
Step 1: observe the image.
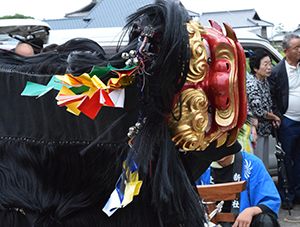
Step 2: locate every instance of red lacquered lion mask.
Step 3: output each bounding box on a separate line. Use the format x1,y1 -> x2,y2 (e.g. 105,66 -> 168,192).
168,20 -> 247,151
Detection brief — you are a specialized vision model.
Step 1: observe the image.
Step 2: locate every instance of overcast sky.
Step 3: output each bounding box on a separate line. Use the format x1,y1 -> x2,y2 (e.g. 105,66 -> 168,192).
0,0 -> 298,36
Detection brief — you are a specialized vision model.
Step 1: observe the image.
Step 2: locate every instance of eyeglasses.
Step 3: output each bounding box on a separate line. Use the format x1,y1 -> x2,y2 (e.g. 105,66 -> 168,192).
262,62 -> 272,67
289,46 -> 300,50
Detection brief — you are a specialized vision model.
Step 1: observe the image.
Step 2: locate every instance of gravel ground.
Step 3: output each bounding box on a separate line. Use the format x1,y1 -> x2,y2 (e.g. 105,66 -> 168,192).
278,203 -> 300,227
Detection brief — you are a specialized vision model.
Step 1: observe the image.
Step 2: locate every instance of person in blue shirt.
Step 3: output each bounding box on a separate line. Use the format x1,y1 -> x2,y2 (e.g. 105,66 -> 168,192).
196,151 -> 281,227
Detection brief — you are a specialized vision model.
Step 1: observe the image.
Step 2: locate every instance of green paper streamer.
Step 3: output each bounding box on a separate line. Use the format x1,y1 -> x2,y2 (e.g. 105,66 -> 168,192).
88,66 -> 111,78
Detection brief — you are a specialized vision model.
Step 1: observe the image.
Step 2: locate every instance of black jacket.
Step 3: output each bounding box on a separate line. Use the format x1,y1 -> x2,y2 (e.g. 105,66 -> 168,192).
268,57 -> 289,120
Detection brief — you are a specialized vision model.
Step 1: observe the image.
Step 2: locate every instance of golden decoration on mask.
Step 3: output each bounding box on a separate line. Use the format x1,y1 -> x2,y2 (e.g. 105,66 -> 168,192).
186,20 -> 208,83
168,21 -> 243,152
168,88 -> 209,151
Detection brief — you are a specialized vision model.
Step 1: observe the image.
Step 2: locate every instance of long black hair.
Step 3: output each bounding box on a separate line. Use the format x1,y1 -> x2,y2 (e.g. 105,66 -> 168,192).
0,38 -> 107,75
0,1 -> 206,226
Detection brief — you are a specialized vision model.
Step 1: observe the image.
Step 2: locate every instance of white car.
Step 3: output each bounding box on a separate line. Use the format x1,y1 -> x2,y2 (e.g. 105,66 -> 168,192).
236,30 -> 282,177
0,18 -> 51,51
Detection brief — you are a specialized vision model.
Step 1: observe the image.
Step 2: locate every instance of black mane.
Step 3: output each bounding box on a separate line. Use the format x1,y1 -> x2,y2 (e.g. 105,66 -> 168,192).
0,1 -> 213,226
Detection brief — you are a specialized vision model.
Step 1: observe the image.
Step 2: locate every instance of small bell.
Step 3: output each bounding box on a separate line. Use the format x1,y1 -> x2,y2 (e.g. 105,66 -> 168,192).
129,50 -> 137,58
127,118 -> 146,139
129,126 -> 135,132
125,59 -> 133,66
135,122 -> 142,129
133,57 -> 139,64
122,52 -> 130,60
127,131 -> 134,138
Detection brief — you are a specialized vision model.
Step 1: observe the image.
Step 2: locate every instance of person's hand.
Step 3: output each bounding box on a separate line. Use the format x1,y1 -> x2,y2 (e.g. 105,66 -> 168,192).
250,126 -> 257,143
266,112 -> 281,127
272,116 -> 281,128
232,207 -> 262,227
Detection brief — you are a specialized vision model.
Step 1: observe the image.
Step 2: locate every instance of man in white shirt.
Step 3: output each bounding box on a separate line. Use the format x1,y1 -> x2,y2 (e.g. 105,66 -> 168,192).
269,33 -> 300,210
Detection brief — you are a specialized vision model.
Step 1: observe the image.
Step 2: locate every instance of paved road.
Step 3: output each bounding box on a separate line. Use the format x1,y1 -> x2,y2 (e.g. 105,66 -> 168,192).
272,177 -> 300,226
278,203 -> 300,226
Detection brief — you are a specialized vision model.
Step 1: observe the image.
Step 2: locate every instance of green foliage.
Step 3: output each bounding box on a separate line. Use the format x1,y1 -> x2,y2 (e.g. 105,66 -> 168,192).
0,14 -> 34,19
275,23 -> 286,34
246,57 -> 251,73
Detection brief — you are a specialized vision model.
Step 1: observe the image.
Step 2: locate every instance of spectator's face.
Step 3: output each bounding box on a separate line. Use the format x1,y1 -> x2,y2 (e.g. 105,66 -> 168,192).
254,56 -> 271,79
285,38 -> 300,62
217,154 -> 234,167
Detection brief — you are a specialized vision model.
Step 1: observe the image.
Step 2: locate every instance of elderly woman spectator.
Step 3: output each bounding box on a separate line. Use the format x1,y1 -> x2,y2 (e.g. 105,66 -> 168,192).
246,49 -> 281,169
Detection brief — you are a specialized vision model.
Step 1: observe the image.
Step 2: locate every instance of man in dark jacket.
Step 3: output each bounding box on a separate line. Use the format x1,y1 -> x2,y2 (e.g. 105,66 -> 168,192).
269,33 -> 300,210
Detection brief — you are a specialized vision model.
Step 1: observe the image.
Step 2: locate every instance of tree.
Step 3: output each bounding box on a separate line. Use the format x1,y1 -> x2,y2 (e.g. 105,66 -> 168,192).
0,14 -> 34,19
275,23 -> 286,34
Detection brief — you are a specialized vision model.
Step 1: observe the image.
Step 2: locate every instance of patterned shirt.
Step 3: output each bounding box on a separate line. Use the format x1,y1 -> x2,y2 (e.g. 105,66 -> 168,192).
246,74 -> 273,136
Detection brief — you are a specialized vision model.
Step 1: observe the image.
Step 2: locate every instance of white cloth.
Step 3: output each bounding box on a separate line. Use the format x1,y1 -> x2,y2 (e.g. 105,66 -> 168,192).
284,61 -> 300,121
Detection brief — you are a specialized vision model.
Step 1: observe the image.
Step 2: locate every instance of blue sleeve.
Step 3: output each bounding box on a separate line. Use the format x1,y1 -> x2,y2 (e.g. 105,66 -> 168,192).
195,167 -> 211,185
242,152 -> 281,217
